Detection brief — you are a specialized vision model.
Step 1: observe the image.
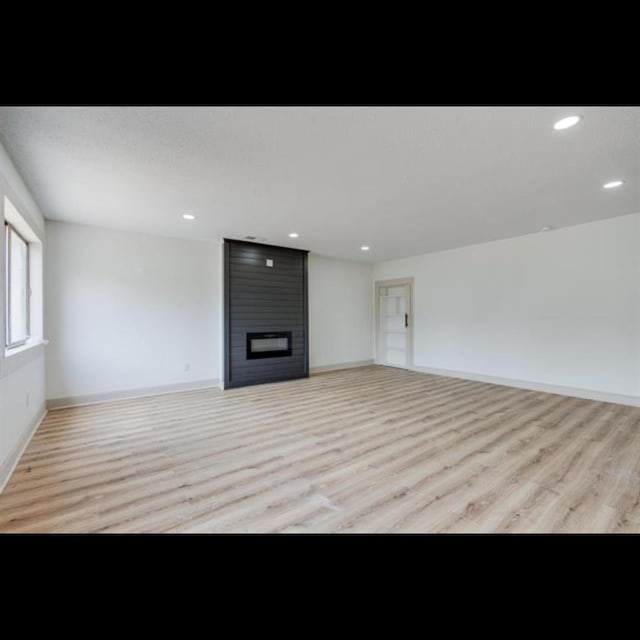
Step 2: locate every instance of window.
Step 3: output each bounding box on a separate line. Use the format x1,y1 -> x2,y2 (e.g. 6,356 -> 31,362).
5,222 -> 30,348
3,196 -> 42,355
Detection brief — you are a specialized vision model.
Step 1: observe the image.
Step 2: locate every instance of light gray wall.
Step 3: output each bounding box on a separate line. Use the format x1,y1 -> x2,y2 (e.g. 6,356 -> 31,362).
308,254 -> 373,368
374,213 -> 640,399
45,221 -> 220,400
0,140 -> 47,486
44,223 -> 375,400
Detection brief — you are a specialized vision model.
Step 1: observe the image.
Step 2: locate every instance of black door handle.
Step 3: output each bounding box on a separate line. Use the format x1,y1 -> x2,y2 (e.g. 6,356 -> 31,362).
405,313 -> 408,328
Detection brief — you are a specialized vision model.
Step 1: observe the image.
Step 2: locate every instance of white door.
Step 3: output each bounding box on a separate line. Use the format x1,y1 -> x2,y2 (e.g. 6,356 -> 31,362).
377,281 -> 412,368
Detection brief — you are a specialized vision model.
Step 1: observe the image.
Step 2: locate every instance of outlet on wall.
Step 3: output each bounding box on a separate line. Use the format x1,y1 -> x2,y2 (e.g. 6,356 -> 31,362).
26,393 -> 30,407
184,363 -> 190,372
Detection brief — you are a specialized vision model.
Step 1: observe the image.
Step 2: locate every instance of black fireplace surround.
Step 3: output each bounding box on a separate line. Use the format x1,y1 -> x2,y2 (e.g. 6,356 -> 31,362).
223,239 -> 309,388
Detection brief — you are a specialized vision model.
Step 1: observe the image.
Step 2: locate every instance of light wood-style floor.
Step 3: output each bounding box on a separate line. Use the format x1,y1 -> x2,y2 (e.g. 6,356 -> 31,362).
1,365 -> 639,533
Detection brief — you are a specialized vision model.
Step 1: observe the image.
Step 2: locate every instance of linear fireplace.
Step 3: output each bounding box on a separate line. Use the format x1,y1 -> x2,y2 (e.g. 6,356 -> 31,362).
247,332 -> 292,359
223,239 -> 309,389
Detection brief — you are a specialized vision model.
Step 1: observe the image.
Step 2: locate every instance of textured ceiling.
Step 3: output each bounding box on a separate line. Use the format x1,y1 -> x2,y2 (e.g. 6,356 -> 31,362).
0,106 -> 638,262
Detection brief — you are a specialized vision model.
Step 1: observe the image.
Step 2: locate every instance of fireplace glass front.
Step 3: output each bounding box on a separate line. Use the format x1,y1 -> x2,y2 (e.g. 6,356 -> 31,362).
246,332 -> 292,359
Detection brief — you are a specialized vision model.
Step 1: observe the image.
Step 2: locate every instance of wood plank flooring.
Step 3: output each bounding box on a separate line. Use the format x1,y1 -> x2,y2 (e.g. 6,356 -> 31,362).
1,365 -> 639,533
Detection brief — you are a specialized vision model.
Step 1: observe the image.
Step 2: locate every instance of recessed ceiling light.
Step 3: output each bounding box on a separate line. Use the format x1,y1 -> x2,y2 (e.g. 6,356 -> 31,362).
541,226 -> 553,232
288,232 -> 299,238
182,214 -> 195,220
553,115 -> 581,130
361,246 -> 370,251
603,180 -> 625,189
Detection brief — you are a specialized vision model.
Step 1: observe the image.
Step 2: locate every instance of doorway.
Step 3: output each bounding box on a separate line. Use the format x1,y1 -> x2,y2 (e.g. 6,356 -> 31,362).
375,278 -> 413,369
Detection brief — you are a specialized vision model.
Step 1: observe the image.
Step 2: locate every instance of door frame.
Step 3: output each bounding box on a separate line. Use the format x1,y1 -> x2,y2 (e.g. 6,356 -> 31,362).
374,277 -> 414,369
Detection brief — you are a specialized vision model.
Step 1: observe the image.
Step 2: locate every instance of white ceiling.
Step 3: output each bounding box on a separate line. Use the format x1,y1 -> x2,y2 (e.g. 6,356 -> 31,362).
0,106 -> 638,262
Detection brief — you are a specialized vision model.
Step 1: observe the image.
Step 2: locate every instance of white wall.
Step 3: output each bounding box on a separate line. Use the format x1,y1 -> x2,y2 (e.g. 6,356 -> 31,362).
0,355 -> 45,471
45,221 -> 220,401
309,254 -> 373,368
0,140 -> 47,489
45,227 -> 375,400
374,213 -> 640,400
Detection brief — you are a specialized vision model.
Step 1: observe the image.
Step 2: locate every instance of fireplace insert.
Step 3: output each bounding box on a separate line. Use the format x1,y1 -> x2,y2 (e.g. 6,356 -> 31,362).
246,332 -> 292,359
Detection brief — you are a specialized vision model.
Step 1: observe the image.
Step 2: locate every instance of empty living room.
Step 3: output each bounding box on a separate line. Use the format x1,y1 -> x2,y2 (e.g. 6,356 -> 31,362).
0,105 -> 638,535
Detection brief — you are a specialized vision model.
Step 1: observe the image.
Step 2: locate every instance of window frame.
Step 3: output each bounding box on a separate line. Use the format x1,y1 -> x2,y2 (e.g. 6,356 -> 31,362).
5,221 -> 31,349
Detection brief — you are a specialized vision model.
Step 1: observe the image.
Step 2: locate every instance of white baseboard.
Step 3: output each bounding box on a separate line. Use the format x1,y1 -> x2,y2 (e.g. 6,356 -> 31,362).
407,364 -> 640,408
310,360 -> 374,375
0,404 -> 47,493
47,379 -> 220,410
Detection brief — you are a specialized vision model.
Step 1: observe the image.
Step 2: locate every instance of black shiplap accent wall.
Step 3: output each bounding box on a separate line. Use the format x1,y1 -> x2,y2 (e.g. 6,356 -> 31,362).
224,239 -> 309,389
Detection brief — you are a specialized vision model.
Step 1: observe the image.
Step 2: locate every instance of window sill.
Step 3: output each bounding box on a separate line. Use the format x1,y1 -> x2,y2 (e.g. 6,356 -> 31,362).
5,339 -> 47,357
1,339 -> 48,378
